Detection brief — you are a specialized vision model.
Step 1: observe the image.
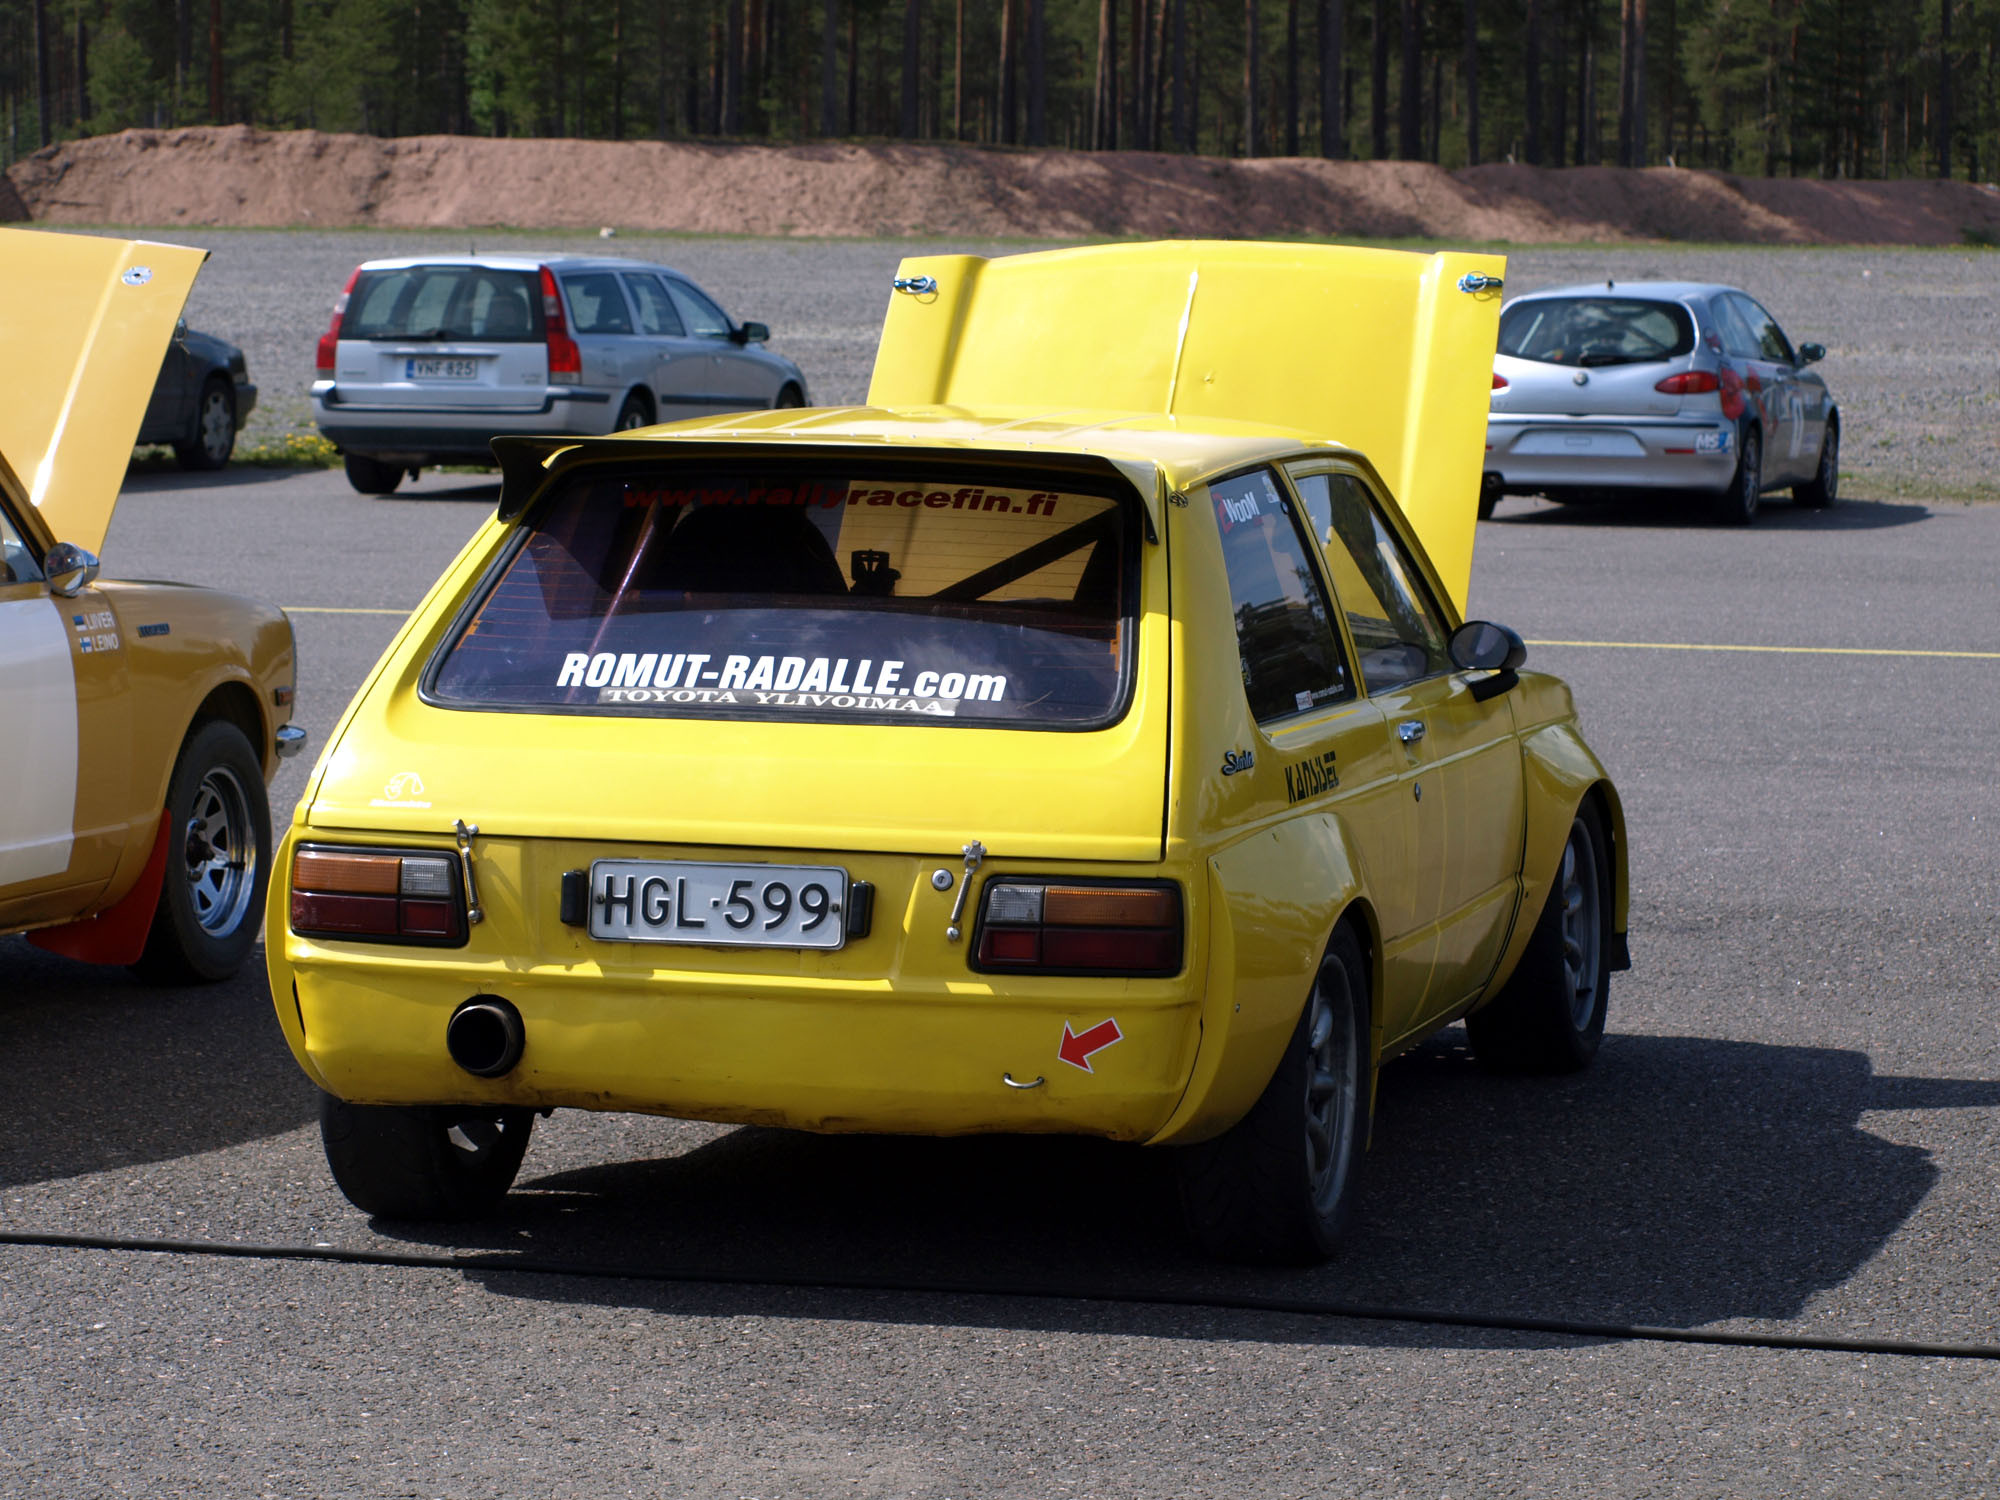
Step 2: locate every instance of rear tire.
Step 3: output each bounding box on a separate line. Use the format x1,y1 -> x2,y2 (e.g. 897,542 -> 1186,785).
616,392 -> 653,431
1712,427 -> 1761,525
1465,803 -> 1612,1074
130,720 -> 271,985
174,378 -> 237,470
319,1095 -> 535,1221
343,453 -> 403,495
773,383 -> 806,409
1178,925 -> 1369,1263
1792,423 -> 1839,508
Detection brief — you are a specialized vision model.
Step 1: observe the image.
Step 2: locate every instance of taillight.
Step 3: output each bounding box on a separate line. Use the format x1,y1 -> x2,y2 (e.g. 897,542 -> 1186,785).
973,880 -> 1182,976
1492,372 -> 1509,389
289,845 -> 467,946
1655,370 -> 1720,395
540,265 -> 582,384
316,265 -> 360,375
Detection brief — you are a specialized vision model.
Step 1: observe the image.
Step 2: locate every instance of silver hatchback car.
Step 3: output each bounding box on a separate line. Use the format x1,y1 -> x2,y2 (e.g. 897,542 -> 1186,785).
1483,281 -> 1838,524
313,255 -> 810,495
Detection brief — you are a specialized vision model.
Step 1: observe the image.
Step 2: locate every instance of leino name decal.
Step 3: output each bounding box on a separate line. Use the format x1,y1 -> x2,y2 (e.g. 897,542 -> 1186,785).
1284,750 -> 1340,804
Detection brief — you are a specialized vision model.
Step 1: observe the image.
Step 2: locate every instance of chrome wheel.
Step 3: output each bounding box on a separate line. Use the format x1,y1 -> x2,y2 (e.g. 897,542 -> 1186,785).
183,764 -> 258,937
1557,821 -> 1604,1031
1303,957 -> 1361,1217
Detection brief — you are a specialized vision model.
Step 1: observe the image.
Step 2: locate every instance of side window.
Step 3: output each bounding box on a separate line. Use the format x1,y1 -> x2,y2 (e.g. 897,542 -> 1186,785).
563,273 -> 634,335
1295,471 -> 1452,695
663,279 -> 734,339
1209,469 -> 1352,723
1733,295 -> 1795,364
0,506 -> 42,584
1709,297 -> 1760,361
623,274 -> 687,337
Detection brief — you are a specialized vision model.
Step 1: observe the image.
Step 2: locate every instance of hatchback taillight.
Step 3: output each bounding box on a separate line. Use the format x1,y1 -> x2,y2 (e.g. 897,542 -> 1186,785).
290,845 -> 467,946
973,880 -> 1182,976
1655,370 -> 1720,395
316,266 -> 360,376
539,265 -> 582,384
1491,372 -> 1509,389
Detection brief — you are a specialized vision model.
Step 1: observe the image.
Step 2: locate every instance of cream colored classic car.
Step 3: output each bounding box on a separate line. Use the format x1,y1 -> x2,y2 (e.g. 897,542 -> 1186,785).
1,228 -> 302,980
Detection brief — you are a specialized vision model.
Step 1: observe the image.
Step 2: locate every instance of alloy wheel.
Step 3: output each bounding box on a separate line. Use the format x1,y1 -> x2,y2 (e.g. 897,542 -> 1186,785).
184,763 -> 258,936
1558,823 -> 1604,1031
1302,960 -> 1360,1216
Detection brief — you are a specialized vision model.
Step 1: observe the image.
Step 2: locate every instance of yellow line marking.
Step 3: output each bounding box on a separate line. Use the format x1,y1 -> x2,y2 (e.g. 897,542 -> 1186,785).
284,606 -> 409,616
1526,638 -> 2000,661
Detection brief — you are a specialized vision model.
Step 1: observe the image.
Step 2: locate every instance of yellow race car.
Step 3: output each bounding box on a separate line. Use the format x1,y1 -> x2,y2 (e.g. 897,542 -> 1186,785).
2,229 -> 302,982
269,241 -> 1627,1262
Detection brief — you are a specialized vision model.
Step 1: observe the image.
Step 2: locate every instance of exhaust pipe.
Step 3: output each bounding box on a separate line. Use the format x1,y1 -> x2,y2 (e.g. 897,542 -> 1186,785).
446,995 -> 525,1078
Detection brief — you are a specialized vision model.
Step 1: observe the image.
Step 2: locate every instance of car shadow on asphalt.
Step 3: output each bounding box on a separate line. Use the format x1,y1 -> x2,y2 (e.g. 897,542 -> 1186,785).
119,464 -> 326,494
365,1031 -> 1994,1349
1488,495 -> 1930,530
0,938 -> 313,1189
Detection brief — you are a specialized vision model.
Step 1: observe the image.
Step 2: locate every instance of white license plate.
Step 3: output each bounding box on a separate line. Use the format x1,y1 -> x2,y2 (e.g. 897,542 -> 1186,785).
587,860 -> 850,949
405,358 -> 478,379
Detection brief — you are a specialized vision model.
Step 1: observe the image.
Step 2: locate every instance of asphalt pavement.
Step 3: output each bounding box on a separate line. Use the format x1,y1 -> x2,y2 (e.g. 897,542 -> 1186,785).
3,468 -> 1997,1496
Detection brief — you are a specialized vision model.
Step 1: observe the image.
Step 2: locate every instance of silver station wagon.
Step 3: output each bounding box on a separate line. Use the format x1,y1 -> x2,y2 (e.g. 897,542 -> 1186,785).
312,255 -> 810,495
1483,281 -> 1838,524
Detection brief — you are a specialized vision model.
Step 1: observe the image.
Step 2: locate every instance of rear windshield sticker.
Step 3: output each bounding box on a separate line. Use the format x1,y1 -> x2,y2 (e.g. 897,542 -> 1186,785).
558,652 -> 1008,715
620,481 -> 1064,518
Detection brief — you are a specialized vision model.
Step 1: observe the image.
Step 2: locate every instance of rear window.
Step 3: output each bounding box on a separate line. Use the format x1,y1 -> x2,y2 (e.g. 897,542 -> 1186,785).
427,464 -> 1137,728
346,266 -> 544,342
1498,297 -> 1695,367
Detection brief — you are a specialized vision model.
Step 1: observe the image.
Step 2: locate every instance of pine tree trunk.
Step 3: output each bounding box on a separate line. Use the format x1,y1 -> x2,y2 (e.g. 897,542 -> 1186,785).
1462,0 -> 1477,163
1371,0 -> 1389,155
208,0 -> 223,122
1524,0 -> 1542,162
1616,0 -> 1632,164
822,0 -> 840,134
1286,0 -> 1300,154
1172,0 -> 1191,148
1938,0 -> 1952,176
1397,0 -> 1419,158
901,0 -> 921,136
1320,0 -> 1344,157
1093,0 -> 1118,148
1028,0 -> 1048,144
1244,0 -> 1260,154
1629,0 -> 1646,164
1000,0 -> 1017,142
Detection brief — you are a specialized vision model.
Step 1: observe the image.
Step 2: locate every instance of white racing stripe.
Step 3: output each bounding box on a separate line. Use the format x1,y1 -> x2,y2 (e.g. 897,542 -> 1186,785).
0,597 -> 78,887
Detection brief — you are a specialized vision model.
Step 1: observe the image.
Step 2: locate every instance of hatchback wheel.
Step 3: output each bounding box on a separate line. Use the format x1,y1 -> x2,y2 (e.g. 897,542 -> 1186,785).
1792,424 -> 1839,508
131,720 -> 271,984
175,378 -> 238,470
1465,804 -> 1611,1073
773,383 -> 806,410
320,1095 -> 536,1220
616,393 -> 654,431
1178,925 -> 1369,1263
1713,428 -> 1761,525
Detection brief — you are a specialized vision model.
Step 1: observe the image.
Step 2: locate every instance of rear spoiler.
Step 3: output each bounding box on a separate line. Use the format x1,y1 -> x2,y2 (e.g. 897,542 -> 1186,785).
865,241 -> 1505,610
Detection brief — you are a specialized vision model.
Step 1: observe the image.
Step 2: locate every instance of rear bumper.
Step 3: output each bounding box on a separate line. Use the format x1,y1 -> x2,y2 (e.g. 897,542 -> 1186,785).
268,832 -> 1206,1142
311,383 -> 616,462
1486,416 -> 1737,493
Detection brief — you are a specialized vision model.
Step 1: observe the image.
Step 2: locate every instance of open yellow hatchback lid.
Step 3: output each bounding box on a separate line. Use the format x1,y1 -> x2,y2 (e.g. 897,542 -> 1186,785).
867,240 -> 1505,610
0,228 -> 207,555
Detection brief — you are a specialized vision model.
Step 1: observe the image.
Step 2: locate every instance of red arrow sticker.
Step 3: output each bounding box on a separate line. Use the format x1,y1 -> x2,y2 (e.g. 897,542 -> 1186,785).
1058,1017 -> 1124,1073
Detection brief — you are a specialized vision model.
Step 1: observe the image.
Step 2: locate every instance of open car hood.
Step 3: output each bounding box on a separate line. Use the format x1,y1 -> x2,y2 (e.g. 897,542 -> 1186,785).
0,228 -> 207,555
867,240 -> 1505,610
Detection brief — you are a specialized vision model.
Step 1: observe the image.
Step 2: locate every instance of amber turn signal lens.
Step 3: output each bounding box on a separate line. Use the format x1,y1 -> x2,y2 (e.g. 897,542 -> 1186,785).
1043,886 -> 1177,927
293,848 -> 401,895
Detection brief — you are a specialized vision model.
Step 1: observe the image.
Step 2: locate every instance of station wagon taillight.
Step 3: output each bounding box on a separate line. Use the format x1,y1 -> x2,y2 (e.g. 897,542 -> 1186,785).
290,845 -> 467,945
1655,370 -> 1720,395
973,880 -> 1182,977
316,266 -> 360,375
540,265 -> 582,384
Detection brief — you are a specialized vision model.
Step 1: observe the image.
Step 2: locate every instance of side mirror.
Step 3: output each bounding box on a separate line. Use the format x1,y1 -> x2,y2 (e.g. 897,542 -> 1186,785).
45,542 -> 100,598
734,321 -> 770,344
1450,619 -> 1526,673
1798,342 -> 1826,365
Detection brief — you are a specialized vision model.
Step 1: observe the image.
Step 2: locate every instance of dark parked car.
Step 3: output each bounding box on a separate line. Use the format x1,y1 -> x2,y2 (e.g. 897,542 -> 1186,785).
140,319 -> 257,470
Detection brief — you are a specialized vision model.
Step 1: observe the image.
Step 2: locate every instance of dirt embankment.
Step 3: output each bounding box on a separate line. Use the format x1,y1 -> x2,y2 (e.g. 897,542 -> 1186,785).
8,124 -> 1999,244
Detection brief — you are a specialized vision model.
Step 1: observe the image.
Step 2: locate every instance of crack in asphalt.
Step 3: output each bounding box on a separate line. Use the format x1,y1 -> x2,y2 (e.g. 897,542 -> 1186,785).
4,1228 -> 1995,1363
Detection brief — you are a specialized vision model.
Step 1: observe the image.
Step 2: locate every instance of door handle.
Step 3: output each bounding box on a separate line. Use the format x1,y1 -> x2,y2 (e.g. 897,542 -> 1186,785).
1398,720 -> 1426,745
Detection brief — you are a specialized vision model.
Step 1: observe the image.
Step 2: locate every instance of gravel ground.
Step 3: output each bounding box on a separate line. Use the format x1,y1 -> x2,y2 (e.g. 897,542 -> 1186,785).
147,229 -> 2000,501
